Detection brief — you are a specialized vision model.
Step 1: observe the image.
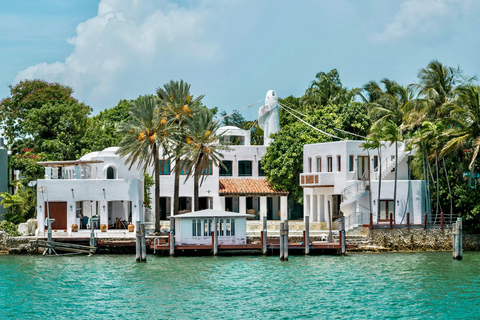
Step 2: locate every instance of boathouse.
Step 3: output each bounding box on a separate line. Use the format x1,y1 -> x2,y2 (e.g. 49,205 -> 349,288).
173,209 -> 253,245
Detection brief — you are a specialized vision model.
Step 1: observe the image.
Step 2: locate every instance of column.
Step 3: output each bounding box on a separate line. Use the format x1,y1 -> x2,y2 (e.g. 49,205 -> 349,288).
280,196 -> 288,220
73,165 -> 81,179
239,196 -> 246,215
304,194 -> 311,218
45,167 -> 52,179
260,196 -> 267,222
52,168 -> 59,179
310,194 -> 314,223
220,196 -> 226,211
325,195 -> 331,230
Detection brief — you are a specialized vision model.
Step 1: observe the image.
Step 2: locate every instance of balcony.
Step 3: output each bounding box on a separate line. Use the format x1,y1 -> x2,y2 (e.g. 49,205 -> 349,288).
299,173 -> 335,187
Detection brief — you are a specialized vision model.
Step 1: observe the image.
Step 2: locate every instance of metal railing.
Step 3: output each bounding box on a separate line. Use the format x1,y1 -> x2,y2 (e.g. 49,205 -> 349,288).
340,211 -> 369,231
341,170 -> 370,203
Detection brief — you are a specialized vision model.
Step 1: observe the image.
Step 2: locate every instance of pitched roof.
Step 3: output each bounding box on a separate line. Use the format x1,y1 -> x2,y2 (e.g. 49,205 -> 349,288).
219,178 -> 289,196
174,209 -> 253,219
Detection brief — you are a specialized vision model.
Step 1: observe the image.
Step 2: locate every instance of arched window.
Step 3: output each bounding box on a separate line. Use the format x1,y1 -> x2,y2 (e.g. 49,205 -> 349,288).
107,167 -> 115,179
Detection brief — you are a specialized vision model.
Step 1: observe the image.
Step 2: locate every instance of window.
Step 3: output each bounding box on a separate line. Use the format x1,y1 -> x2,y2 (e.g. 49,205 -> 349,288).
349,155 -> 354,172
258,162 -> 266,176
220,160 -> 233,176
204,219 -> 209,236
327,157 -> 333,172
308,157 -> 312,173
238,161 -> 252,176
219,219 -> 224,236
106,167 -> 115,179
197,219 -> 201,237
374,156 -> 378,172
337,155 -> 341,172
231,219 -> 235,236
201,161 -> 213,175
159,160 -> 170,175
226,219 -> 231,236
192,219 -> 197,236
180,160 -> 191,175
316,157 -> 322,172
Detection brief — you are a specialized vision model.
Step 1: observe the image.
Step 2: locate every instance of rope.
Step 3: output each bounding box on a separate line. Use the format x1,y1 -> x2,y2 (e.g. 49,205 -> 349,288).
279,102 -> 366,139
281,107 -> 344,140
215,100 -> 262,122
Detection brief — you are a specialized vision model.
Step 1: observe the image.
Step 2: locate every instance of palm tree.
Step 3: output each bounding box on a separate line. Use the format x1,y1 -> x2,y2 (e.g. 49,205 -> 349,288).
441,84 -> 480,182
302,69 -> 360,109
157,80 -> 204,216
382,120 -> 402,221
183,109 -> 229,211
116,95 -> 173,233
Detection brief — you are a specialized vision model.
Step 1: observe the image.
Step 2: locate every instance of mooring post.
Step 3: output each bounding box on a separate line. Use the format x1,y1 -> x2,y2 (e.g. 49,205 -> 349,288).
213,217 -> 218,256
279,222 -> 284,261
169,216 -> 175,256
452,222 -> 457,259
141,223 -> 147,263
406,212 -> 410,230
284,220 -> 289,261
440,212 -> 444,230
262,217 -> 267,255
328,201 -> 333,243
424,212 -> 428,230
341,217 -> 346,255
389,213 -> 393,229
305,217 -> 310,255
135,221 -> 141,263
369,212 -> 373,229
453,218 -> 463,260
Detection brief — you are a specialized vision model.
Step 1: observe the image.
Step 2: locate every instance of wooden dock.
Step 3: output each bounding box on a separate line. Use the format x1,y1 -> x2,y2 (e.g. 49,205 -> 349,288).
151,241 -> 353,256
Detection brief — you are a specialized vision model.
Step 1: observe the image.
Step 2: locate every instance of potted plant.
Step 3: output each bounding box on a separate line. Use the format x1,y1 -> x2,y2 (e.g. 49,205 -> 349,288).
100,224 -> 107,232
71,224 -> 78,232
128,223 -> 134,232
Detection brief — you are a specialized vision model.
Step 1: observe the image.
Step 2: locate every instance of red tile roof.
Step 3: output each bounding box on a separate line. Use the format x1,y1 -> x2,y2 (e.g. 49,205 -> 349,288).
219,178 -> 289,196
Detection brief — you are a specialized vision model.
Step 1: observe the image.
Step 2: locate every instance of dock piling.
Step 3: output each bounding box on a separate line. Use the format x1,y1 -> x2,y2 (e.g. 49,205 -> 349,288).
169,217 -> 175,256
305,217 -> 309,255
141,223 -> 147,262
135,221 -> 141,262
213,217 -> 218,256
279,222 -> 284,261
341,217 -> 346,255
453,218 -> 463,260
406,212 -> 410,230
262,218 -> 267,255
284,220 -> 289,261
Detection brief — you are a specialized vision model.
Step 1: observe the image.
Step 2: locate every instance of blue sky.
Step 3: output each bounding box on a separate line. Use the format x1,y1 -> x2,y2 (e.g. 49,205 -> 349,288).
1,0 -> 480,120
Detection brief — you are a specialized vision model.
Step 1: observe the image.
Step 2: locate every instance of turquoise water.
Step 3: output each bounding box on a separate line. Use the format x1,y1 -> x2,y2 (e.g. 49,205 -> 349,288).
1,252 -> 479,319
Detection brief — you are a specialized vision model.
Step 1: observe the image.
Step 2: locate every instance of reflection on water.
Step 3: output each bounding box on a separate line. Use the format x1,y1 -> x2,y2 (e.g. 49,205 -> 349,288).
1,252 -> 479,319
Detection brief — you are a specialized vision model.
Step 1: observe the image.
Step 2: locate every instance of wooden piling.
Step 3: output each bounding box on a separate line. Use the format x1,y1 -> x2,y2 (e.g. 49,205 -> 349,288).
440,212 -> 444,230
284,220 -> 289,261
169,217 -> 175,256
305,217 -> 310,255
141,223 -> 147,262
424,212 -> 428,230
328,201 -> 333,243
213,217 -> 218,256
135,221 -> 141,262
453,218 -> 463,260
389,213 -> 393,229
406,212 -> 410,230
341,217 -> 346,255
262,218 -> 267,255
279,222 -> 284,261
369,212 -> 373,229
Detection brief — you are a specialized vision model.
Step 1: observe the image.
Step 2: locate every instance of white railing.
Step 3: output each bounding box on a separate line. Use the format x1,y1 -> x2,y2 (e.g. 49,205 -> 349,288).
341,170 -> 369,203
342,211 -> 369,231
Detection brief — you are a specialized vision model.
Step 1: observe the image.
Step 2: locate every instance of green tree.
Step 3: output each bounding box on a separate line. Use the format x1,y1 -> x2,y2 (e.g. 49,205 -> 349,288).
0,79 -> 77,147
116,95 -> 174,232
157,80 -> 204,216
0,180 -> 36,224
184,109 -> 229,211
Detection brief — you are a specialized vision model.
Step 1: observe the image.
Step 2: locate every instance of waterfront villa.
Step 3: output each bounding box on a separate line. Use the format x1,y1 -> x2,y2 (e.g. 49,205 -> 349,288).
301,140 -> 427,230
153,125 -> 289,222
35,147 -> 144,235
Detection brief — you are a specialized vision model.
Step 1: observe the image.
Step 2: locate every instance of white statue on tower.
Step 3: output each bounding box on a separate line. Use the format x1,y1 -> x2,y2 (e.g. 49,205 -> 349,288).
258,90 -> 280,146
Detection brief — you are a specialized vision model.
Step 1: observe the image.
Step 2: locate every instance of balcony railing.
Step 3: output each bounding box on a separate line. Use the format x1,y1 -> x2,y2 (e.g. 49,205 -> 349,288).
299,172 -> 335,187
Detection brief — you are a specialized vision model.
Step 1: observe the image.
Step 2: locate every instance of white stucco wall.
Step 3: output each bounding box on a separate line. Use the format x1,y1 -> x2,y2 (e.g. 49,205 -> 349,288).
175,217 -> 247,245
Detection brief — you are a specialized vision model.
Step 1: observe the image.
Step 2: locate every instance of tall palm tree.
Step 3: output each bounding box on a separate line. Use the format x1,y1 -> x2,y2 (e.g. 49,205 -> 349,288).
157,80 -> 204,215
441,84 -> 480,182
116,95 -> 173,233
383,120 -> 402,221
184,109 -> 229,211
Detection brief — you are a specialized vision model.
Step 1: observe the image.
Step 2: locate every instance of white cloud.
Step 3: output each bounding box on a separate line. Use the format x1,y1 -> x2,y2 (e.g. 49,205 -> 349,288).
371,0 -> 462,43
14,0 -> 217,109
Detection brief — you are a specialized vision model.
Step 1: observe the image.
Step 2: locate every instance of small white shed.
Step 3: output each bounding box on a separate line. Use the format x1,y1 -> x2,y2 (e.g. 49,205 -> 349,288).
174,209 -> 253,245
